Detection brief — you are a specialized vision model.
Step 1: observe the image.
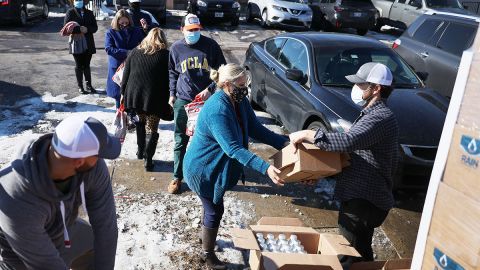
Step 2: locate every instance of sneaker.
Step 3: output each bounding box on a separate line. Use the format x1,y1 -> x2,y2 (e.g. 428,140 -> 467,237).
167,179 -> 181,194
78,87 -> 88,94
86,84 -> 97,94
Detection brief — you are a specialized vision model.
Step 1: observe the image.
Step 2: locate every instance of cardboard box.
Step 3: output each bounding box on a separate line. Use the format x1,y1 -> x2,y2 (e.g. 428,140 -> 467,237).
424,183 -> 480,268
270,143 -> 349,183
458,52 -> 480,130
350,259 -> 412,270
443,125 -> 480,201
423,238 -> 472,270
230,217 -> 360,270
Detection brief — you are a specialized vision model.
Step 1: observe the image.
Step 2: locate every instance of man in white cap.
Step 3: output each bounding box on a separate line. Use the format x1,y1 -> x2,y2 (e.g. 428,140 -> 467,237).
126,0 -> 159,33
289,62 -> 399,263
0,114 -> 121,269
167,14 -> 226,194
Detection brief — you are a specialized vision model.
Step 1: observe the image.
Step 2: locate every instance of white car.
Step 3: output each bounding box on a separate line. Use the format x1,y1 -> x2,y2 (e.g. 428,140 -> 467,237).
246,0 -> 313,29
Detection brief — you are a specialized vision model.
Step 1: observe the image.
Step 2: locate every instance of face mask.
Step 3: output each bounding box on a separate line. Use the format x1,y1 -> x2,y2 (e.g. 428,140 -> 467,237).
351,84 -> 367,107
74,0 -> 84,8
129,2 -> 140,10
119,24 -> 129,30
230,85 -> 248,103
184,31 -> 200,45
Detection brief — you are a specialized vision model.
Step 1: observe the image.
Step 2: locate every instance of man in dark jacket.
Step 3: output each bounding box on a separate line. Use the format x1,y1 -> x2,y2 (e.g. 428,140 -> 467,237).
0,114 -> 121,269
126,0 -> 159,34
168,14 -> 226,194
289,62 -> 399,264
64,0 -> 98,94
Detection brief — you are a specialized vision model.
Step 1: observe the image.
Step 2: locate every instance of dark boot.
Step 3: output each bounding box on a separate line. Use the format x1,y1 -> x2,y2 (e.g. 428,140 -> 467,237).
75,68 -> 87,94
144,132 -> 159,171
84,67 -> 96,93
135,122 -> 146,160
201,226 -> 226,270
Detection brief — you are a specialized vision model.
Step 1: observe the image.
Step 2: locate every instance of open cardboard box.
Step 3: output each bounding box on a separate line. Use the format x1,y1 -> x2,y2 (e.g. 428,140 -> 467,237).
349,259 -> 412,270
270,143 -> 350,183
230,217 -> 360,270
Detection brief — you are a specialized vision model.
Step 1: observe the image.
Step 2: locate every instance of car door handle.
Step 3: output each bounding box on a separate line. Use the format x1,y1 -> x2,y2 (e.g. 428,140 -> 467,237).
269,66 -> 276,74
419,52 -> 429,58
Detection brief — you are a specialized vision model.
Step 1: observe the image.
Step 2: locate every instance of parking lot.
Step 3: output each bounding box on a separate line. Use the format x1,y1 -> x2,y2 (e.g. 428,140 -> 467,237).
0,7 -> 426,269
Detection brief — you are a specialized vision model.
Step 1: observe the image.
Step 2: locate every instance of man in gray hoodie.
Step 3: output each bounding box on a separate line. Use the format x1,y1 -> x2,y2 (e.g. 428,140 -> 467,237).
0,114 -> 121,270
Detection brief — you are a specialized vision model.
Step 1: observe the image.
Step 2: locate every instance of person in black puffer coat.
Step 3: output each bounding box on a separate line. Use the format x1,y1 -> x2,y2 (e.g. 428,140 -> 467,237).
121,28 -> 171,171
64,0 -> 98,94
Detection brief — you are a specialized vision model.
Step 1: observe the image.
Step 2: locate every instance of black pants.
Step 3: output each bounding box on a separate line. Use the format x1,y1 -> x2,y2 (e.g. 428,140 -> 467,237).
73,53 -> 93,88
199,195 -> 224,228
338,198 -> 389,263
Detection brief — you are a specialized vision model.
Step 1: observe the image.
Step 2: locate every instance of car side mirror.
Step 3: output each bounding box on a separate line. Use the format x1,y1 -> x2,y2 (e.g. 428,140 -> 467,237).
286,69 -> 307,84
416,71 -> 428,81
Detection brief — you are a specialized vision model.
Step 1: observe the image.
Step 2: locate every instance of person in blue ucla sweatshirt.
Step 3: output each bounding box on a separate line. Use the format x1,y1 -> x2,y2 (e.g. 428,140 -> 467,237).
168,14 -> 226,194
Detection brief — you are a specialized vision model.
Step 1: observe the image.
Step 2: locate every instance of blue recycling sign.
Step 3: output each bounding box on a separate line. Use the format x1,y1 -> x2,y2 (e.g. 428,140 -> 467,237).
433,248 -> 465,270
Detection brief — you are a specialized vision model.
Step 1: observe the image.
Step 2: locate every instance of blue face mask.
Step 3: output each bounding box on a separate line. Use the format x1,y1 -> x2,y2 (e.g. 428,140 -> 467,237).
184,31 -> 200,45
74,0 -> 84,8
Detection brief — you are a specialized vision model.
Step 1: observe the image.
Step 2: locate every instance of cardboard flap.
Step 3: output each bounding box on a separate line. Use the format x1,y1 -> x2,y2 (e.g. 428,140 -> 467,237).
320,234 -> 361,257
270,144 -> 299,169
383,259 -> 411,270
301,143 -> 322,150
229,228 -> 260,250
350,259 -> 411,270
262,253 -> 342,270
257,217 -> 304,227
250,225 -> 318,234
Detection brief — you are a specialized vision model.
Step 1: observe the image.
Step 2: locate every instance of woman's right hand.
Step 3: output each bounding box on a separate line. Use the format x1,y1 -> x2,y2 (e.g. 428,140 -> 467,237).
267,165 -> 285,186
168,96 -> 176,108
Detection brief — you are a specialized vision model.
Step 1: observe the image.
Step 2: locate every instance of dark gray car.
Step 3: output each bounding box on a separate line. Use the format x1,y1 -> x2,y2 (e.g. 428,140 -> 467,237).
0,0 -> 48,26
393,12 -> 479,97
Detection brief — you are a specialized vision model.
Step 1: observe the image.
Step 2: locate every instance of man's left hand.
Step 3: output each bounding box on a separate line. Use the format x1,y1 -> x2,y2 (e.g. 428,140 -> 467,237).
196,89 -> 212,101
140,18 -> 148,30
289,130 -> 316,153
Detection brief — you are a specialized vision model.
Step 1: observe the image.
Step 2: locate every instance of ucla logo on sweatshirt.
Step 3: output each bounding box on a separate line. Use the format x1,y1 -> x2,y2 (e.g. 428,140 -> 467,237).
181,57 -> 209,73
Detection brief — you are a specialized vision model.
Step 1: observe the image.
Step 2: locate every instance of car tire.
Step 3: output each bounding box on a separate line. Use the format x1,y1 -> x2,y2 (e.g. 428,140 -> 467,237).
307,121 -> 327,132
261,9 -> 269,28
42,2 -> 49,19
159,10 -> 167,25
356,28 -> 368,36
231,17 -> 239,27
246,4 -> 253,22
372,13 -> 383,32
17,8 -> 27,26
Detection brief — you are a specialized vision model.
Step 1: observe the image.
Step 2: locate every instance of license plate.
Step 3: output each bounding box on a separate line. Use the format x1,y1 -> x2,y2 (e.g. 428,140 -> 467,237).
352,12 -> 363,17
215,12 -> 224,18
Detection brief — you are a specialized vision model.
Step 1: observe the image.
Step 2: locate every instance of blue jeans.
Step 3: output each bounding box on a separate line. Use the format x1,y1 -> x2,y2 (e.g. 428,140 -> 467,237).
199,196 -> 224,228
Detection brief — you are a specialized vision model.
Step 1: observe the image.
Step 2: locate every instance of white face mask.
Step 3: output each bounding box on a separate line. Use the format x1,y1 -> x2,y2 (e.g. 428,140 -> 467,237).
351,84 -> 367,106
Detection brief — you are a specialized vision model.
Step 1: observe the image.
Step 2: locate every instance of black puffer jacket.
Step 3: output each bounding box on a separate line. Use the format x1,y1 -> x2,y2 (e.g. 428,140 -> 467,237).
64,8 -> 98,54
121,48 -> 171,120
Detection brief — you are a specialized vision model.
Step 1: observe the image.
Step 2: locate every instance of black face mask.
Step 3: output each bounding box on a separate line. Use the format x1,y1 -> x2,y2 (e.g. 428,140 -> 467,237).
128,2 -> 140,11
230,85 -> 248,103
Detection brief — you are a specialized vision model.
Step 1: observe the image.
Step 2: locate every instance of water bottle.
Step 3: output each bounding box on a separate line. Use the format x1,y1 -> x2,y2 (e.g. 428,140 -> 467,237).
278,233 -> 286,241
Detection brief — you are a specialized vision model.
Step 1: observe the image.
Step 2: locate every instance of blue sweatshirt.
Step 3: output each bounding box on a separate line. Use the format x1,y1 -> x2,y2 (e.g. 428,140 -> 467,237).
169,35 -> 226,101
183,91 -> 288,204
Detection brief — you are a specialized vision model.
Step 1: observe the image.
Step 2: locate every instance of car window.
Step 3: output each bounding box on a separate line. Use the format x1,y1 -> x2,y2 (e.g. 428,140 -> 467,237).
412,19 -> 443,44
408,0 -> 422,7
278,39 -> 309,75
265,38 -> 286,59
436,22 -> 477,56
425,0 -> 463,8
398,0 -> 407,4
316,47 -> 421,88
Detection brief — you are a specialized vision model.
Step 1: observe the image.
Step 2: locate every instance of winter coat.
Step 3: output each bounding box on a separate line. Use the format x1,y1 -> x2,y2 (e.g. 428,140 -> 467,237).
0,134 -> 118,269
105,27 -> 145,99
183,91 -> 288,204
64,8 -> 98,54
121,47 -> 171,119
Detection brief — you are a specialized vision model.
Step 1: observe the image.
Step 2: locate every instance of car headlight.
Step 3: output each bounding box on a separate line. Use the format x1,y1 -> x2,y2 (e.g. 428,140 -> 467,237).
197,0 -> 207,7
272,5 -> 287,12
233,1 -> 240,9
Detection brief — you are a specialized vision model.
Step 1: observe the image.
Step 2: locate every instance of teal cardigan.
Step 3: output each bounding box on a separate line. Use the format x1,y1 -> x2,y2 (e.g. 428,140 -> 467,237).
183,90 -> 288,204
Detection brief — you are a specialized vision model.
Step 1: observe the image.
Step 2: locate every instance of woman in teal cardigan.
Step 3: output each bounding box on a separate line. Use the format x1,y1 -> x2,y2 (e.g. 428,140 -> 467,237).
183,63 -> 288,269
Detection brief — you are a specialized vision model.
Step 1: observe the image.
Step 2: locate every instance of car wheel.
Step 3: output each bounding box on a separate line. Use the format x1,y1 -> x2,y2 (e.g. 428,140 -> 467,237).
372,12 -> 383,32
246,4 -> 254,23
307,121 -> 327,132
231,16 -> 239,27
42,2 -> 49,19
356,28 -> 368,36
261,9 -> 269,28
17,8 -> 27,26
158,10 -> 167,25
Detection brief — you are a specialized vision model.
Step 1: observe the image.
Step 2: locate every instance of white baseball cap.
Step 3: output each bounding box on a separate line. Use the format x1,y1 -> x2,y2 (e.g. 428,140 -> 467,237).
346,62 -> 393,86
182,13 -> 202,31
52,114 -> 121,159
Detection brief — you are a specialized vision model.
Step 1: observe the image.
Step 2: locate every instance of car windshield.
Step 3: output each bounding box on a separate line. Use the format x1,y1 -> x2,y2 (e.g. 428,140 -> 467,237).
280,0 -> 308,3
425,0 -> 463,8
315,47 -> 422,88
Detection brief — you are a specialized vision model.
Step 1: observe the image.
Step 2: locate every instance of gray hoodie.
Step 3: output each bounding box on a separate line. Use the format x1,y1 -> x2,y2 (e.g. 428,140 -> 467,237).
0,134 -> 118,269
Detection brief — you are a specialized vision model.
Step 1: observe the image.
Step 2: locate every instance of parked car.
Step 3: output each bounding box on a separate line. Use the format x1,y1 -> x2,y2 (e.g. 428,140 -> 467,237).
115,0 -> 166,25
393,12 -> 479,97
187,0 -> 241,26
244,32 -> 449,189
372,0 -> 471,30
309,0 -> 377,35
0,0 -> 48,26
246,0 -> 313,29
